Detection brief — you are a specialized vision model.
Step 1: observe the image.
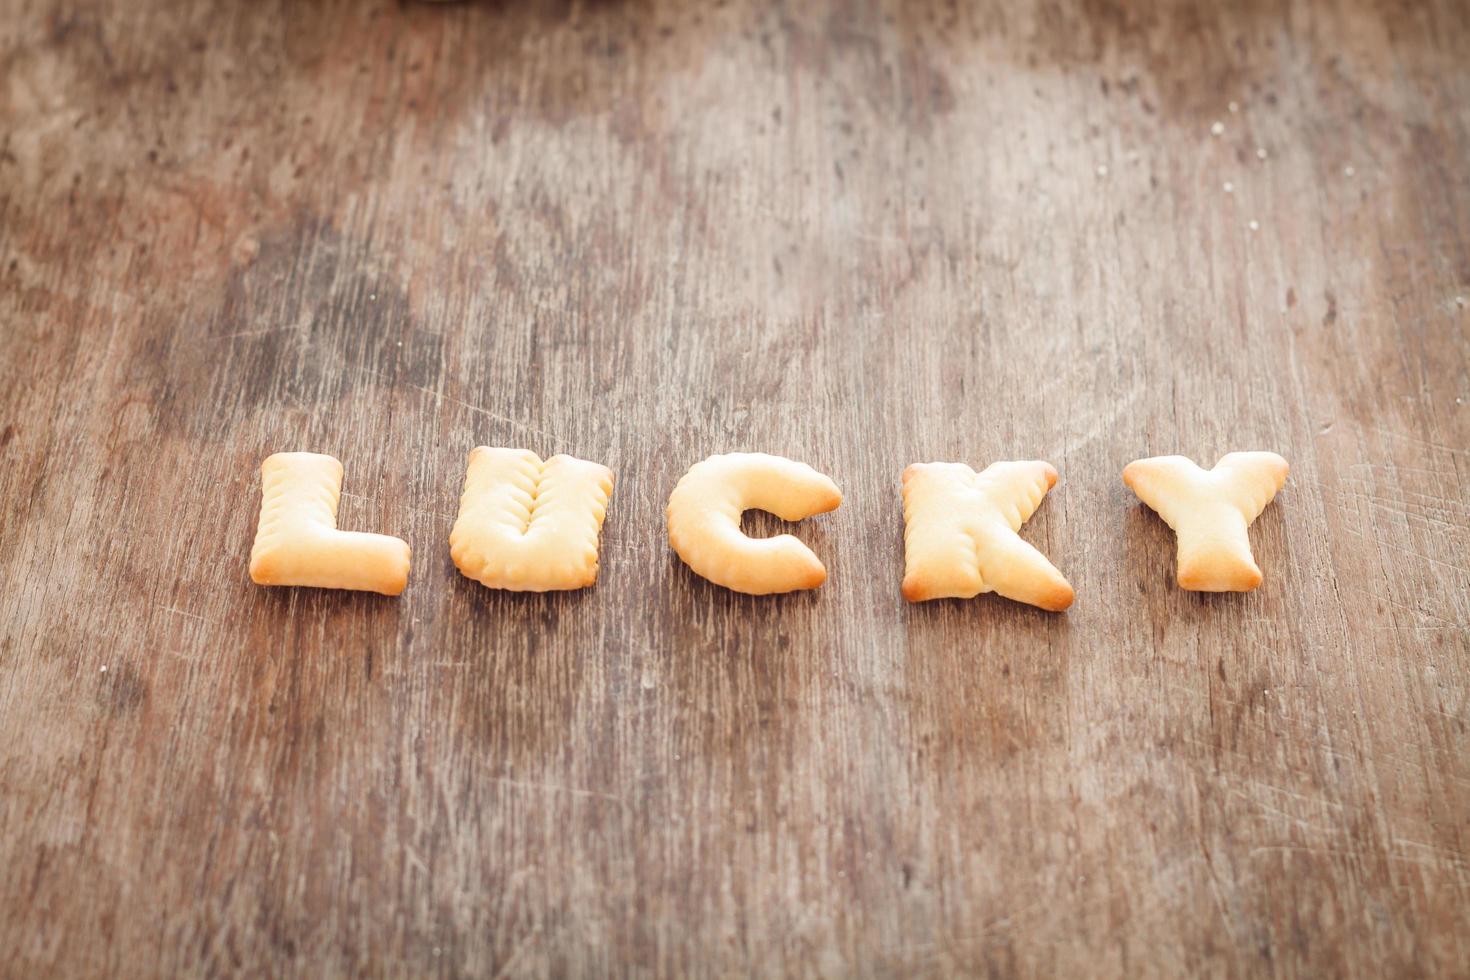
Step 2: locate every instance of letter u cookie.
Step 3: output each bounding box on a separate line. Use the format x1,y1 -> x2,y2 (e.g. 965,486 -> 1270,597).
450,447 -> 614,592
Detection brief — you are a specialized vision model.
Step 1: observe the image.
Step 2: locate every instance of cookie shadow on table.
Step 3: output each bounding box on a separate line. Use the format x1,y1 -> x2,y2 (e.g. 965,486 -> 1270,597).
246,581 -> 407,636
444,554 -> 603,623
662,550 -> 826,614
902,591 -> 1075,651
1124,500 -> 1291,619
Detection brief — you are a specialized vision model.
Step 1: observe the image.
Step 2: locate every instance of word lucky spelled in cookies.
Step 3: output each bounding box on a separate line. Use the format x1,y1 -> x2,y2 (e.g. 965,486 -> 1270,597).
248,448 -> 1290,609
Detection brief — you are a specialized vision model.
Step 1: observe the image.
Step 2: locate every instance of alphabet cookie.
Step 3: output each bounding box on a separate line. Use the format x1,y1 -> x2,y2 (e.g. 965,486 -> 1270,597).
901,460 -> 1074,611
249,452 -> 411,595
667,453 -> 842,594
1123,451 -> 1289,591
450,447 -> 614,592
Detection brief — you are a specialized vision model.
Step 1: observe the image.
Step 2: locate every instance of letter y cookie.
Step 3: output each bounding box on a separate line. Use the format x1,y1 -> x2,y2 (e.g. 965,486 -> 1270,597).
1123,451 -> 1289,591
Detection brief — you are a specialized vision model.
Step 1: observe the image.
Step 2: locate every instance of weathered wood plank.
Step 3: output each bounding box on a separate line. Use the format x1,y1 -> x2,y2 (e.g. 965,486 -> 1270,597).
1,0 -> 1467,975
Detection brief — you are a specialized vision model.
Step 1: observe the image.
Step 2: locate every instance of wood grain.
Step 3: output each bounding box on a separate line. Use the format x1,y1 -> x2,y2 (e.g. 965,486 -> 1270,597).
2,0 -> 1468,975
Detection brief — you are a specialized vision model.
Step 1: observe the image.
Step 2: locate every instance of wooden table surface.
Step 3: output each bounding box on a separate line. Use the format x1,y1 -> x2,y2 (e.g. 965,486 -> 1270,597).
3,0 -> 1468,975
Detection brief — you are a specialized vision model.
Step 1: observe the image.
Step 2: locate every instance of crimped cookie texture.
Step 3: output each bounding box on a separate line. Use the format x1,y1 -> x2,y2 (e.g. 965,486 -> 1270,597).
901,460 -> 1074,611
249,452 -> 412,595
667,453 -> 842,595
1123,451 -> 1289,592
450,447 -> 614,592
